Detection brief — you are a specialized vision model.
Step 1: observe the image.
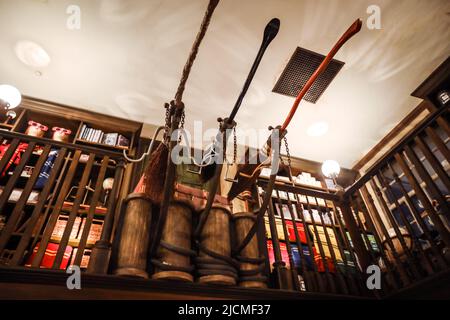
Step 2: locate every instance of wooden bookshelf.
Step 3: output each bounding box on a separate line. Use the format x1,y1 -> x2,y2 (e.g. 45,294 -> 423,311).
0,96 -> 143,267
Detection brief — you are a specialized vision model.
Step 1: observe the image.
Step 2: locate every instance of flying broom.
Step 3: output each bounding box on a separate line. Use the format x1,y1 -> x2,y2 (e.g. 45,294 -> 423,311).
131,0 -> 220,206
230,18 -> 363,255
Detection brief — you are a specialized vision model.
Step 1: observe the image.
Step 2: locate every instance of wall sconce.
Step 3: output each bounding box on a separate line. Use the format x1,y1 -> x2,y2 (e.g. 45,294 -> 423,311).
0,84 -> 22,112
321,159 -> 343,192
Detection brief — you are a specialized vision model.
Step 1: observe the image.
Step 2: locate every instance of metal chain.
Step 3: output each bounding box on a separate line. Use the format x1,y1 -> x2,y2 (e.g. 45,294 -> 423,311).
163,103 -> 170,144
178,109 -> 186,143
283,136 -> 292,170
233,126 -> 237,163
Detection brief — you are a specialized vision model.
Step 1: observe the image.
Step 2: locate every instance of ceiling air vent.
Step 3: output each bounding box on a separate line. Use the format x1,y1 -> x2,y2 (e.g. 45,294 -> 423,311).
273,47 -> 345,103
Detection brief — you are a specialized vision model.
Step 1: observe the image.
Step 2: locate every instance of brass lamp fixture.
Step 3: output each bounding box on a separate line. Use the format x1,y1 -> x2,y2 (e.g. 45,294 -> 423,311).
0,84 -> 21,112
321,159 -> 343,192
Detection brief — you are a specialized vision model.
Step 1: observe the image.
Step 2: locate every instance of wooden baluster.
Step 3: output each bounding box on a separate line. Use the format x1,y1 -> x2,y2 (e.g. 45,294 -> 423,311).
291,193 -> 327,292
10,148 -> 68,265
0,142 -> 36,213
373,172 -> 423,280
386,162 -> 446,270
31,150 -> 82,268
0,138 -> 20,175
52,153 -> 95,268
395,152 -> 450,247
349,195 -> 387,297
274,190 -> 301,291
328,202 -> 365,295
338,198 -> 372,272
304,195 -> 337,293
313,197 -> 349,295
415,135 -> 450,192
424,127 -> 450,163
355,189 -> 406,294
377,169 -> 434,273
28,151 -> 73,254
359,185 -> 402,291
436,116 -> 450,138
403,144 -> 450,218
73,155 -> 109,266
368,179 -> 413,285
87,160 -> 125,274
0,144 -> 50,255
265,194 -> 291,290
284,192 -> 318,292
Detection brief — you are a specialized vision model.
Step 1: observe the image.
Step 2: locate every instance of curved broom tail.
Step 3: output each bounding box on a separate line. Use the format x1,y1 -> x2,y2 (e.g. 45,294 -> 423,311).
142,142 -> 169,205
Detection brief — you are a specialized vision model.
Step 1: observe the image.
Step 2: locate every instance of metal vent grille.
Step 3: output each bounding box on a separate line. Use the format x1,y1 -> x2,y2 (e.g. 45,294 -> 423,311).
273,47 -> 345,103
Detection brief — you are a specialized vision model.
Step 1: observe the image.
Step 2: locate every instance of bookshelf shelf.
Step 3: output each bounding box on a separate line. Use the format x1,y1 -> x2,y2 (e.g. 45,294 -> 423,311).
0,96 -> 142,270
61,201 -> 107,216
75,138 -> 129,151
49,237 -> 96,249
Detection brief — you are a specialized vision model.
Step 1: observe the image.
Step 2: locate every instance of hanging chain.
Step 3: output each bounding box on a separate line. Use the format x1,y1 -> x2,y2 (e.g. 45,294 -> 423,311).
163,103 -> 171,144
178,109 -> 186,143
232,126 -> 237,164
283,136 -> 292,172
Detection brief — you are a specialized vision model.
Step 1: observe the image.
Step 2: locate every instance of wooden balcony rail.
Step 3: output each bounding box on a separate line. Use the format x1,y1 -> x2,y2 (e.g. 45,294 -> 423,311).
342,104 -> 449,295
0,130 -> 125,273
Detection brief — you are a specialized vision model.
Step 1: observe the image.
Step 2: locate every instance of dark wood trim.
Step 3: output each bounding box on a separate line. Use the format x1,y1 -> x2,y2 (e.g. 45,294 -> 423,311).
352,101 -> 429,171
20,96 -> 143,134
0,266 -> 369,300
411,56 -> 450,99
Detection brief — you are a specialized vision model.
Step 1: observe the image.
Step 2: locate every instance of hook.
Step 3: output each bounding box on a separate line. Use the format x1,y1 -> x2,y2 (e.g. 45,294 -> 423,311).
123,126 -> 165,163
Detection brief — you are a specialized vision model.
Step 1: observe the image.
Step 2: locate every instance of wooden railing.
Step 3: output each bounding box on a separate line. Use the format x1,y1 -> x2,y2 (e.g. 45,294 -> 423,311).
0,130 -> 125,272
0,103 -> 448,298
341,104 -> 449,296
255,179 -> 374,296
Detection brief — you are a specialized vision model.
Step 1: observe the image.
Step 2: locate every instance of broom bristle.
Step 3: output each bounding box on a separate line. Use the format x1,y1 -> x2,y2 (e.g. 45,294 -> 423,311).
142,143 -> 169,205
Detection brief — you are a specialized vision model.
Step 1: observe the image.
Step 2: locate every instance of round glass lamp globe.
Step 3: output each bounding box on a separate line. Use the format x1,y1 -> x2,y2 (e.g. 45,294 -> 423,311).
322,160 -> 340,178
0,85 -> 22,109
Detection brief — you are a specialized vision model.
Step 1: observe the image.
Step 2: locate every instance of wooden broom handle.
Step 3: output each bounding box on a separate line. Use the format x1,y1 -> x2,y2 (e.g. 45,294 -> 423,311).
280,18 -> 362,131
174,0 -> 220,106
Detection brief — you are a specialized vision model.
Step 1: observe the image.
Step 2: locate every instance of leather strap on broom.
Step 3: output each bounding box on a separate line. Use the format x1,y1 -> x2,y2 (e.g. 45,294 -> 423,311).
144,0 -> 221,255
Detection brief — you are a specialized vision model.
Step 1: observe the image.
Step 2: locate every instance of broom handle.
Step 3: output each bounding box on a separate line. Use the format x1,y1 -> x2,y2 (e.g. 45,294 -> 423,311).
174,0 -> 220,106
227,18 -> 280,123
280,18 -> 362,131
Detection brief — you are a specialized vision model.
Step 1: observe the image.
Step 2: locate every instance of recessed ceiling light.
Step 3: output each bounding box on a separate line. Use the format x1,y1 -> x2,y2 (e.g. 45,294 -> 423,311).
307,121 -> 329,137
14,40 -> 51,68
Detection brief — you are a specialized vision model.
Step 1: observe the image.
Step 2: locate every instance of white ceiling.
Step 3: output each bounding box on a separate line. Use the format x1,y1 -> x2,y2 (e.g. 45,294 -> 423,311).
0,0 -> 449,168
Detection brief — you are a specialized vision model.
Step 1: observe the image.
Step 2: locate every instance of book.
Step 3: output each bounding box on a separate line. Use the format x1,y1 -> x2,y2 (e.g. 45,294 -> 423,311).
117,134 -> 129,147
103,133 -> 118,146
264,216 -> 286,241
266,240 -> 290,270
70,248 -> 91,269
77,219 -> 103,244
79,124 -> 86,139
25,242 -> 72,269
51,216 -> 82,240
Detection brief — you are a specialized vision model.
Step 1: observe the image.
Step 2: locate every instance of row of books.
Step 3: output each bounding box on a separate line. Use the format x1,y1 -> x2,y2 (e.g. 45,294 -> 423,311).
274,203 -> 335,225
25,242 -> 91,269
266,240 -> 336,273
79,125 -> 130,147
51,215 -> 103,245
265,216 -> 343,262
266,240 -> 358,274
